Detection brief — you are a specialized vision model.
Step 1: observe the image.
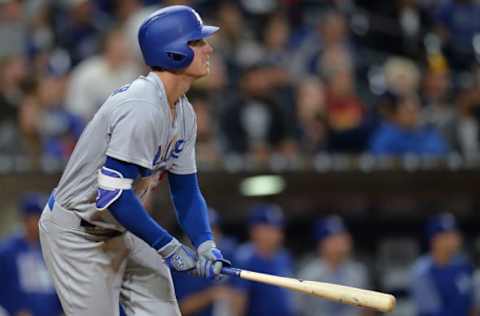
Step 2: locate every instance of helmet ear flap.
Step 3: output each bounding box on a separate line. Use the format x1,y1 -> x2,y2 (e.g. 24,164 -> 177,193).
164,44 -> 194,70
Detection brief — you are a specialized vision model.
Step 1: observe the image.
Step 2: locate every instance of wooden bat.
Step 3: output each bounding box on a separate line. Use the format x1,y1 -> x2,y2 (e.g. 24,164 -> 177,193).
221,267 -> 396,313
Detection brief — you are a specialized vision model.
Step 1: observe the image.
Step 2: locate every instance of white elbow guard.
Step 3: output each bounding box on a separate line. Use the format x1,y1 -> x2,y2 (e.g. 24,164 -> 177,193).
96,167 -> 133,210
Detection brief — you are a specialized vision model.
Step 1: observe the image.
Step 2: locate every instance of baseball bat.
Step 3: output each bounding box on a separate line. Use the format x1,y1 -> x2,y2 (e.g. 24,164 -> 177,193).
221,267 -> 396,313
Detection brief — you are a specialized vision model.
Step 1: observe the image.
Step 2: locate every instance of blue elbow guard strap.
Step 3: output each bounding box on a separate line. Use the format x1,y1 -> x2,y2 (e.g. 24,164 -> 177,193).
96,166 -> 133,210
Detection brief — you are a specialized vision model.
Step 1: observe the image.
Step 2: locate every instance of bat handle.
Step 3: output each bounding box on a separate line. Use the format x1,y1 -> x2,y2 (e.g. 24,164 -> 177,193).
221,267 -> 242,277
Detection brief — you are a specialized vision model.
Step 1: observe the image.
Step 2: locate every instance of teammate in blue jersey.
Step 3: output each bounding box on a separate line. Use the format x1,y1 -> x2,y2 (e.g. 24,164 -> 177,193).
231,204 -> 296,316
38,5 -> 229,316
410,213 -> 476,316
0,193 -> 62,316
172,209 -> 238,316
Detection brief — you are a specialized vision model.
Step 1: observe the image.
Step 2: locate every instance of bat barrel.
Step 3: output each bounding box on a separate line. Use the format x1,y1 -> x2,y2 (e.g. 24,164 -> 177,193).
224,267 -> 396,313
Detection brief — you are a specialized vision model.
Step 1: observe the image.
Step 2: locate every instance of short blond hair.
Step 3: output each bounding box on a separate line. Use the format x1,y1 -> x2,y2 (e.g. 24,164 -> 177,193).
384,56 -> 420,95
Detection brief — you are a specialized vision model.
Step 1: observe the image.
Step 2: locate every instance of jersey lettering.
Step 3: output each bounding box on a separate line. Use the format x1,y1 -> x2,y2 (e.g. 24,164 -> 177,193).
153,139 -> 186,168
111,84 -> 131,96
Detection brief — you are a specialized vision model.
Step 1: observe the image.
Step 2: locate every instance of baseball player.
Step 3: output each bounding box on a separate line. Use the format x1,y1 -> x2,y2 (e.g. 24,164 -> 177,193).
297,216 -> 370,316
410,213 -> 475,316
0,193 -> 62,316
231,204 -> 296,316
38,5 -> 229,316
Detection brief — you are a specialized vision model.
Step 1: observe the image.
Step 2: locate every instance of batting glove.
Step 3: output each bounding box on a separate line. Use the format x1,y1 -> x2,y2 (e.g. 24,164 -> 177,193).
196,240 -> 231,279
158,238 -> 197,272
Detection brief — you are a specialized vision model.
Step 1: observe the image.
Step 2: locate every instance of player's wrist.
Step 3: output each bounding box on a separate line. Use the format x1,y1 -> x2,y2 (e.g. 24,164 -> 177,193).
192,232 -> 213,248
197,240 -> 217,254
157,237 -> 180,258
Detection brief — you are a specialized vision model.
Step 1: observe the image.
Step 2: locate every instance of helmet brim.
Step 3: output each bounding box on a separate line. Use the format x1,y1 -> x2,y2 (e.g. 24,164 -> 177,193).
199,25 -> 219,39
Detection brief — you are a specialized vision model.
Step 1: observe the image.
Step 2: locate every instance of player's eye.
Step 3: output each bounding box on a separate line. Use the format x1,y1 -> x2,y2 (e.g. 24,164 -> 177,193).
188,39 -> 207,47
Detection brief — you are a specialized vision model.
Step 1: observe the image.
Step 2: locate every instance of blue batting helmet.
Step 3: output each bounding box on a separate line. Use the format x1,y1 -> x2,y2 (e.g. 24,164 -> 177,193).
248,204 -> 284,228
19,192 -> 47,216
425,213 -> 458,241
313,216 -> 348,241
138,5 -> 219,70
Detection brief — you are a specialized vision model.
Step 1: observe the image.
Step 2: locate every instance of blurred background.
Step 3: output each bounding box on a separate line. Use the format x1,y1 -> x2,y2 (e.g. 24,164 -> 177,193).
2,0 -> 480,315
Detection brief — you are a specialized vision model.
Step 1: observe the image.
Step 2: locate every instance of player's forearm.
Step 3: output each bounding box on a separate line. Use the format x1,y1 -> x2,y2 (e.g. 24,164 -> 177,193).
108,190 -> 173,249
168,172 -> 213,247
101,156 -> 174,250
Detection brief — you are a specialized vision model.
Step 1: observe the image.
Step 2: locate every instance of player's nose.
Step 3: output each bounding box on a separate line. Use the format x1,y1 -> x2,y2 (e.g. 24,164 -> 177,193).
204,41 -> 214,54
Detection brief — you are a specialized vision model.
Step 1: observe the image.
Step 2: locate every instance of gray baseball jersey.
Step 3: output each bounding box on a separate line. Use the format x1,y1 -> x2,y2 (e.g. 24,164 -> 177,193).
54,72 -> 197,231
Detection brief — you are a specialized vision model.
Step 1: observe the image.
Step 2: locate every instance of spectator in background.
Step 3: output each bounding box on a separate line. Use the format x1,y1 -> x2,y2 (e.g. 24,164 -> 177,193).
434,0 -> 480,71
189,93 -> 221,163
0,55 -> 27,153
410,213 -> 475,316
0,0 -> 27,58
220,65 -> 293,162
172,209 -> 237,316
65,28 -> 140,122
19,75 -> 84,165
323,52 -> 368,153
421,56 -> 459,150
297,216 -> 370,316
291,10 -> 354,80
369,91 -> 448,156
294,76 -> 328,154
238,12 -> 293,82
18,81 -> 43,165
0,193 -> 63,316
456,67 -> 480,158
256,13 -> 297,121
231,204 -> 296,316
383,56 -> 421,97
362,0 -> 432,59
37,74 -> 84,161
55,0 -> 110,66
210,1 -> 255,81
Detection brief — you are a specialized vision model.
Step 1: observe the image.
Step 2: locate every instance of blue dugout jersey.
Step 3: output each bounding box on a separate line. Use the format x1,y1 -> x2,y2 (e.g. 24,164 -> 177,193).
233,243 -> 296,316
410,255 -> 474,316
0,232 -> 62,316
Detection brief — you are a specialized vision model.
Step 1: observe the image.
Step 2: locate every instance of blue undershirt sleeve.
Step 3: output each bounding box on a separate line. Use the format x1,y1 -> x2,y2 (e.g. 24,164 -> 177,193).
168,172 -> 213,248
104,156 -> 172,250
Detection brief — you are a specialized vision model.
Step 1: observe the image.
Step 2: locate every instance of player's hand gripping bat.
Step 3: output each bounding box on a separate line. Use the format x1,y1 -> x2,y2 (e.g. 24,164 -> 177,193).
221,267 -> 396,313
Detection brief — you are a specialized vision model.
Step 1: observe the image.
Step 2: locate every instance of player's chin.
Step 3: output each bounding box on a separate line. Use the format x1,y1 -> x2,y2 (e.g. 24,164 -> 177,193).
195,68 -> 210,78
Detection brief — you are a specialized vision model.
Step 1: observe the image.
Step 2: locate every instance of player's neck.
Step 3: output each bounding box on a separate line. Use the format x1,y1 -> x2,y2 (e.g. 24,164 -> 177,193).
155,71 -> 193,109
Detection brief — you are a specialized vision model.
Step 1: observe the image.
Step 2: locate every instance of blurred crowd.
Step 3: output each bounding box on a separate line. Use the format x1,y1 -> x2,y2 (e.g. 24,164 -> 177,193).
3,0 -> 480,169
1,193 -> 479,316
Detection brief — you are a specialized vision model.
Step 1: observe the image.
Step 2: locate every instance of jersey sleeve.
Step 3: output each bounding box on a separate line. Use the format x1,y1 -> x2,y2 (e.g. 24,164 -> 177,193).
106,102 -> 161,170
169,102 -> 197,175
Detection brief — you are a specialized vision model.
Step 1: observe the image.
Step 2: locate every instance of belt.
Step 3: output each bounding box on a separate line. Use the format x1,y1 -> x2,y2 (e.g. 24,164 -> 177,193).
47,191 -> 122,236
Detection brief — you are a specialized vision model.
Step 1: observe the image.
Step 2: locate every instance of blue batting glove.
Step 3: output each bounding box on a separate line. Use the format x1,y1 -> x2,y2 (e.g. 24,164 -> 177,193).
158,238 -> 197,272
196,240 -> 231,279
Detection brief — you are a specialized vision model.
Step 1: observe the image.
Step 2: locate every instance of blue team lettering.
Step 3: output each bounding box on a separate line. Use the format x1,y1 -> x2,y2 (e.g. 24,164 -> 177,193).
154,139 -> 185,166
171,140 -> 185,159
